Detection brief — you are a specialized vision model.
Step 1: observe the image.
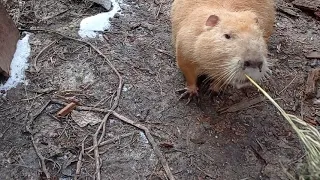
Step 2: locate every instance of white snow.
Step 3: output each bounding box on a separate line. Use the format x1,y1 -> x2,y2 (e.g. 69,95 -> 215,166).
0,33 -> 31,92
139,131 -> 149,144
78,0 -> 122,38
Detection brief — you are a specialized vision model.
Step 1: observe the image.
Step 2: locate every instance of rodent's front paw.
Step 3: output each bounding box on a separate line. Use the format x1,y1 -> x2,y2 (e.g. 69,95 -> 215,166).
176,85 -> 199,104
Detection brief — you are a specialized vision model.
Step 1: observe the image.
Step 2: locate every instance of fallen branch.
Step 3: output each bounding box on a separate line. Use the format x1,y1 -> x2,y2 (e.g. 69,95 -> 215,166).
111,111 -> 175,180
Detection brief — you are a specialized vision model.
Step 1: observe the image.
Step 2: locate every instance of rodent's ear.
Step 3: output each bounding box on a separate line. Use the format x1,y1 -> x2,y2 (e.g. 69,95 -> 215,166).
205,15 -> 219,27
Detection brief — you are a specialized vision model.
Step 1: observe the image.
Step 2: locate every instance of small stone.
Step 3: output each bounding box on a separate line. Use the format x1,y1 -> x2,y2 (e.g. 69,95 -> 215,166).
114,13 -> 120,18
88,0 -> 112,11
202,122 -> 212,130
306,51 -> 320,59
313,98 -> 320,105
190,138 -> 205,144
48,132 -> 59,138
310,60 -> 319,68
140,109 -> 150,121
129,22 -> 141,30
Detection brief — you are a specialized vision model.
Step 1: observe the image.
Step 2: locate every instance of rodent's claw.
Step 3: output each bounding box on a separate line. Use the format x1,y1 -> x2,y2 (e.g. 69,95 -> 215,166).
177,87 -> 199,104
185,95 -> 200,105
176,88 -> 189,94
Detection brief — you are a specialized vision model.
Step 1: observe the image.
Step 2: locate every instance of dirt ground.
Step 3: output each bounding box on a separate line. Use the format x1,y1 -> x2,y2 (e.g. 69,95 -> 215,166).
0,0 -> 319,179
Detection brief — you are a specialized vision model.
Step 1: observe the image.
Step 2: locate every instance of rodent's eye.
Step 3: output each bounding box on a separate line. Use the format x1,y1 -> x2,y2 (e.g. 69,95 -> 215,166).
224,34 -> 231,39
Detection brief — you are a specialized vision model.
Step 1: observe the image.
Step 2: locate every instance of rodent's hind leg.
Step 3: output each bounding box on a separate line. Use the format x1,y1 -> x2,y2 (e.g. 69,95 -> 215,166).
175,50 -> 199,104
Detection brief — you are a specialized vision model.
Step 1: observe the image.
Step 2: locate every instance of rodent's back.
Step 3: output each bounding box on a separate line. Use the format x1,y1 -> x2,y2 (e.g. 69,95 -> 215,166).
171,0 -> 275,43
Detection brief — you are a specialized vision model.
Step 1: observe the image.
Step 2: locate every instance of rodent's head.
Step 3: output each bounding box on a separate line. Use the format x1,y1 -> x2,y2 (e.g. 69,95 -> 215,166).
195,11 -> 271,90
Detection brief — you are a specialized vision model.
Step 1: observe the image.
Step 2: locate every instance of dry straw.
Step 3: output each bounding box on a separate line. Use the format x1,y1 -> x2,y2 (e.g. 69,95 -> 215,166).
245,75 -> 320,179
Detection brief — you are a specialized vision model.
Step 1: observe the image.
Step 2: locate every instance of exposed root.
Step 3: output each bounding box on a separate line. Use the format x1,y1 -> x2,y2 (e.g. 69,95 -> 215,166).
31,136 -> 50,179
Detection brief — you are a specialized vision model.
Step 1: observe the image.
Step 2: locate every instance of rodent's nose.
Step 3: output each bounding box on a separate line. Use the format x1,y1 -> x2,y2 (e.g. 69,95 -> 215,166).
243,60 -> 263,71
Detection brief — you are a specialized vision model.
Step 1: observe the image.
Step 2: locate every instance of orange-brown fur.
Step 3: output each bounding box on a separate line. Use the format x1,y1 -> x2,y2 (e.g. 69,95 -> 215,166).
171,0 -> 275,94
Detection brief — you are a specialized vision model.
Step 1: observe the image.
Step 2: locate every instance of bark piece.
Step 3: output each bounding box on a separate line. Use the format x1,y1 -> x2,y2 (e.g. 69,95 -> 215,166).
56,102 -> 78,117
305,68 -> 320,99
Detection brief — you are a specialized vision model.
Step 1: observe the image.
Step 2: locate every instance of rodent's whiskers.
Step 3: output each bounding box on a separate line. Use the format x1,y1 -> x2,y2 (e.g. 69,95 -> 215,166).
210,63 -> 239,91
220,66 -> 239,91
202,75 -> 214,86
211,69 -> 232,86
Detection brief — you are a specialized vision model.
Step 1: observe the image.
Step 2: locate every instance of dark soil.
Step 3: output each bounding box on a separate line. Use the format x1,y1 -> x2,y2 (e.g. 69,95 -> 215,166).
0,0 -> 319,179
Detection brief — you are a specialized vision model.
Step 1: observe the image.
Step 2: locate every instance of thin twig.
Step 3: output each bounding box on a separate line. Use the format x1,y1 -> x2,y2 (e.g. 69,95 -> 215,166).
93,94 -> 112,108
155,1 -> 163,18
111,111 -> 175,180
75,135 -> 89,180
10,163 -> 41,171
218,96 -> 265,114
196,166 -> 215,179
93,135 -> 101,180
278,75 -> 297,95
41,9 -> 69,21
28,87 -> 57,94
86,132 -> 134,152
100,132 -> 135,147
156,48 -> 173,57
21,93 -> 45,101
33,38 -> 62,72
51,100 -> 108,113
26,100 -> 51,134
31,136 -> 50,179
32,100 -> 52,120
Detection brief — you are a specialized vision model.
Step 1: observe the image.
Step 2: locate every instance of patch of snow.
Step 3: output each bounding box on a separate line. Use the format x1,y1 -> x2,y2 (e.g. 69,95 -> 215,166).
122,84 -> 133,92
0,33 -> 31,92
78,0 -> 122,38
139,131 -> 149,144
